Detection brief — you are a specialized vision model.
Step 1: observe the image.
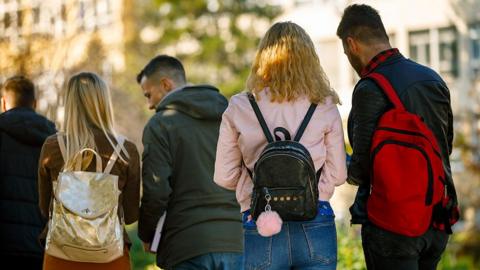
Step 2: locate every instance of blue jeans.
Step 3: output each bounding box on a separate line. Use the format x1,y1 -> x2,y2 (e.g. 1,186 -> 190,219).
243,201 -> 337,270
172,252 -> 243,270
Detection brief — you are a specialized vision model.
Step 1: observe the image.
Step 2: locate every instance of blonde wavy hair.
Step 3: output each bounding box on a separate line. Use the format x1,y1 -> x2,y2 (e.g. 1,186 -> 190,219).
62,72 -> 126,170
247,21 -> 340,104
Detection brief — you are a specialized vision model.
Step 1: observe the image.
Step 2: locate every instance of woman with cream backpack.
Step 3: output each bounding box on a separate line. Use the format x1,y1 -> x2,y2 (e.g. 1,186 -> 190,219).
38,72 -> 140,270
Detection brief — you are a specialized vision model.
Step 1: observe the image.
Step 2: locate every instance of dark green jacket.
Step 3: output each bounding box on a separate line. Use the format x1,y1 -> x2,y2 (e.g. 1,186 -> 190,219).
138,85 -> 242,268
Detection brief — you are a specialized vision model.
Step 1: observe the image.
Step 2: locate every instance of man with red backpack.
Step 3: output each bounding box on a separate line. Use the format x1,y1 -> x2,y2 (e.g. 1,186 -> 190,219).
337,4 -> 459,270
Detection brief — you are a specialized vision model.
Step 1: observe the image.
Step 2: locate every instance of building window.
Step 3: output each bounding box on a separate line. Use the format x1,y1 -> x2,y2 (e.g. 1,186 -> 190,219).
78,0 -> 85,29
471,24 -> 480,60
16,9 -> 23,28
409,30 -> 431,66
93,0 -> 98,16
79,1 -> 86,19
470,23 -> 480,76
61,4 -> 67,22
96,0 -> 109,26
33,7 -> 40,25
439,27 -> 458,77
78,0 -> 97,31
4,12 -> 11,29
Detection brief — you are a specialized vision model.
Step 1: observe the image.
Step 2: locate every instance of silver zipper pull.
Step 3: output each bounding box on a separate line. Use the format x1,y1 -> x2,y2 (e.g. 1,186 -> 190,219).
264,187 -> 272,212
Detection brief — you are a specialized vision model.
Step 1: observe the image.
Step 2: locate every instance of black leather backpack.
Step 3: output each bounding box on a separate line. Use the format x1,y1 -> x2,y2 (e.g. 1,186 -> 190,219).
247,93 -> 321,221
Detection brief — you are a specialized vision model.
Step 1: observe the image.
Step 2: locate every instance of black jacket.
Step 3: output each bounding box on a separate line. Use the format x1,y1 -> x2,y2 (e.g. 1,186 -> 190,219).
348,53 -> 457,224
0,107 -> 56,258
138,85 -> 243,268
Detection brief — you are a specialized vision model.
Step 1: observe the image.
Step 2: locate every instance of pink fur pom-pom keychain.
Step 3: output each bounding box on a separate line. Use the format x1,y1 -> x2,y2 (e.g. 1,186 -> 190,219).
256,210 -> 283,237
256,190 -> 283,237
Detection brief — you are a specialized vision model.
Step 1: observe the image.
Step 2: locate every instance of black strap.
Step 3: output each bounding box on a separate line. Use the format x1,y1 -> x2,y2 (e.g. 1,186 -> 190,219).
294,103 -> 318,142
247,93 -> 274,143
273,127 -> 291,141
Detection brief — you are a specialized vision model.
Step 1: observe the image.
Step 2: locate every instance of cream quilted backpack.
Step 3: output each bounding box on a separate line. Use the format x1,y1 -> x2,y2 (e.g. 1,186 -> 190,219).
45,134 -> 126,263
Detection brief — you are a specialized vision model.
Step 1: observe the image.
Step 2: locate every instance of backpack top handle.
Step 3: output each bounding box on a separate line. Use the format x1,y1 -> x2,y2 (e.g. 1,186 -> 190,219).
273,127 -> 291,141
366,73 -> 406,111
57,133 -> 126,174
247,92 -> 318,143
73,148 -> 103,172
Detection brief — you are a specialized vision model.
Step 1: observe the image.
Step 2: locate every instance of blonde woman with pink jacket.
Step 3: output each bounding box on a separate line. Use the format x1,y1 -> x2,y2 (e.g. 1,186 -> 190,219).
214,22 -> 347,269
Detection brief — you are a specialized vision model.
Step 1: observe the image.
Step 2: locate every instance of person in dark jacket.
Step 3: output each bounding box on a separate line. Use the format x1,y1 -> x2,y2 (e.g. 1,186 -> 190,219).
137,55 -> 243,270
337,4 -> 458,270
0,76 -> 56,269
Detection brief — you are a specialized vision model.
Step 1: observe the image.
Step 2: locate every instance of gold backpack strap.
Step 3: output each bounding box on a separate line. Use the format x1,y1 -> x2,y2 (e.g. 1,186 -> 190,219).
104,136 -> 126,175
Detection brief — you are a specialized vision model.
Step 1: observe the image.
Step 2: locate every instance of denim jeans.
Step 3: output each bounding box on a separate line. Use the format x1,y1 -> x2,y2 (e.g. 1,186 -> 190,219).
243,201 -> 337,270
361,223 -> 449,270
172,252 -> 243,270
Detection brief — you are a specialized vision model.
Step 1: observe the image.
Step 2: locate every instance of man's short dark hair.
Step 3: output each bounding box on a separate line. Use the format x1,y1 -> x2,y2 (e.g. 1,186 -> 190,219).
336,4 -> 389,44
1,75 -> 35,107
136,55 -> 186,85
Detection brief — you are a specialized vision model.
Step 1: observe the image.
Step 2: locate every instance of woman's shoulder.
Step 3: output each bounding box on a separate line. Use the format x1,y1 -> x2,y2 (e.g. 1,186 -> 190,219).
229,91 -> 250,105
39,134 -> 63,167
119,137 -> 140,161
123,139 -> 139,154
315,95 -> 338,111
42,133 -> 61,151
313,96 -> 342,123
224,91 -> 251,115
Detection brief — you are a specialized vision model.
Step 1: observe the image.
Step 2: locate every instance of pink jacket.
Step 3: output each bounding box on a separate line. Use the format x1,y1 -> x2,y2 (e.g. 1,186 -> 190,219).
214,90 -> 347,212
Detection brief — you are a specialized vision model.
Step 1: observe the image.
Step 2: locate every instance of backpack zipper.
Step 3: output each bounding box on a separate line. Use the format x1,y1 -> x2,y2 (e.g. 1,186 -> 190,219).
255,153 -> 317,208
376,127 -> 442,158
256,152 -> 316,173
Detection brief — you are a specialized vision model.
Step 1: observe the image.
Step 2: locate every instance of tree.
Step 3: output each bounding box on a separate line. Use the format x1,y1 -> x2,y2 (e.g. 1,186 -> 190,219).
119,0 -> 281,97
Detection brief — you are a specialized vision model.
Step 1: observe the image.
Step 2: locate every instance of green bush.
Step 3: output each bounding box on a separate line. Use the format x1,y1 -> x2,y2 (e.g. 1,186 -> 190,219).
337,223 -> 366,270
126,223 -> 158,270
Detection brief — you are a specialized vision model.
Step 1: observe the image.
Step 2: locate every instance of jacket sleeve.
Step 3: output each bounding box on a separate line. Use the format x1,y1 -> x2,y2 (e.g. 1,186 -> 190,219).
138,118 -> 173,243
38,137 -> 54,218
122,142 -> 141,225
348,80 -> 389,186
214,102 -> 243,190
319,105 -> 347,194
447,91 -> 453,156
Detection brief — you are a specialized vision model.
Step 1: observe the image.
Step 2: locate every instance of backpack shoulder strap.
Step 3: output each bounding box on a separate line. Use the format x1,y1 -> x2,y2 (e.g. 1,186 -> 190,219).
247,93 -> 274,143
293,103 -> 317,142
104,135 -> 126,174
365,72 -> 405,110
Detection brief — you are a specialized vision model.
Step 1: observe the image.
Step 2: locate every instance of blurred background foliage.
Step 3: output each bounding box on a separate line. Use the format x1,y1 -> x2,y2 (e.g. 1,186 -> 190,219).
122,0 -> 281,98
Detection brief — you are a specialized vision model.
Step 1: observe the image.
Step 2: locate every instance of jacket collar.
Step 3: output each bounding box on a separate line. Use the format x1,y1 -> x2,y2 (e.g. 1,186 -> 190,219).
360,48 -> 402,78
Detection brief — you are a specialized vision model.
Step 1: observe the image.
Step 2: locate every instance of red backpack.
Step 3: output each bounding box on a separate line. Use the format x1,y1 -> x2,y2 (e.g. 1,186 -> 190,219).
366,72 -> 458,237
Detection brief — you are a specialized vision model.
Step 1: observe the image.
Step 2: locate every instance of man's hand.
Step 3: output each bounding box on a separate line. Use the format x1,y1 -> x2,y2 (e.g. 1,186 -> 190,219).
142,242 -> 155,254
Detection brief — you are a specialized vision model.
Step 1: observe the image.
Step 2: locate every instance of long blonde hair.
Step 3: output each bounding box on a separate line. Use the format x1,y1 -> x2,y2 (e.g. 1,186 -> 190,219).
62,72 -> 125,170
246,21 -> 340,104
